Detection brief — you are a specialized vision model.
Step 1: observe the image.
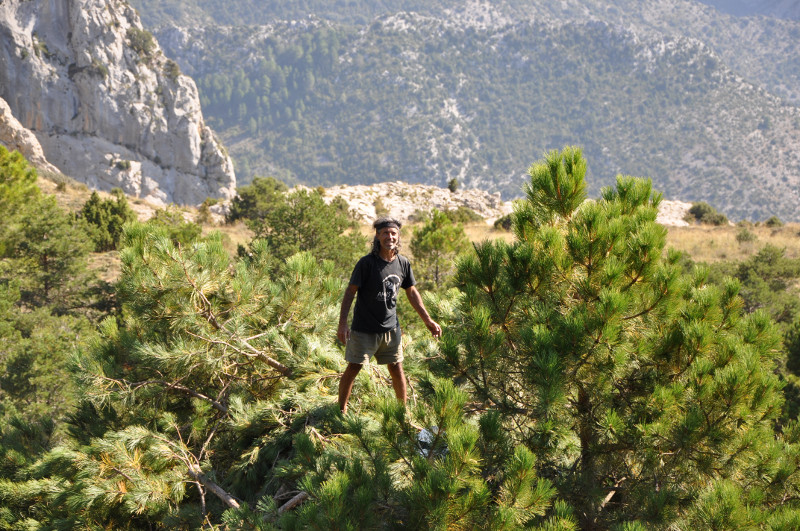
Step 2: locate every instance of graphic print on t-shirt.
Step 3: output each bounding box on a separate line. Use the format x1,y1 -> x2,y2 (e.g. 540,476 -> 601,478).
377,274 -> 401,309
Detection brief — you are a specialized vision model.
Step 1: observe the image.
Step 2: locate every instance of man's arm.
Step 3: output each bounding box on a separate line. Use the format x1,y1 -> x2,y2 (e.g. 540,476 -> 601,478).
405,285 -> 442,338
337,284 -> 359,344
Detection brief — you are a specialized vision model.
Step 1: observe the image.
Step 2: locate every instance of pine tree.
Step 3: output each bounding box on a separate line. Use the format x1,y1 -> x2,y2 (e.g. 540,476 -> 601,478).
78,188 -> 138,251
410,209 -> 471,290
5,225 -> 349,528
227,175 -> 288,223
242,187 -> 366,270
0,146 -> 40,219
437,147 -> 800,528
2,196 -> 94,310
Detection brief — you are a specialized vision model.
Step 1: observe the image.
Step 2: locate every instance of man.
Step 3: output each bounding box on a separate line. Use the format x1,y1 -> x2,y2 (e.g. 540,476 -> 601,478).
337,216 -> 442,414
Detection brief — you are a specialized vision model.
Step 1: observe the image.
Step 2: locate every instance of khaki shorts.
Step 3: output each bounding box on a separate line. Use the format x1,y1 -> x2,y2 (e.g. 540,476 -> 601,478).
345,328 -> 403,365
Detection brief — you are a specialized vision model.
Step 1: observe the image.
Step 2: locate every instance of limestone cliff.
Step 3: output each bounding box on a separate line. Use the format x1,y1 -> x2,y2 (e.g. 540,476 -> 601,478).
0,0 -> 235,205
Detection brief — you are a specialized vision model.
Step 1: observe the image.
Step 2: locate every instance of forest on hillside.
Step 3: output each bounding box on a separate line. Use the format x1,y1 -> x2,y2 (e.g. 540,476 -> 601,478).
153,14 -> 800,223
4,144 -> 800,528
130,0 -> 800,222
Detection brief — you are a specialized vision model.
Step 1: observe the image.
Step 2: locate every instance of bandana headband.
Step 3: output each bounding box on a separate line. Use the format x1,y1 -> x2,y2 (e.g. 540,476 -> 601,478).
374,219 -> 401,231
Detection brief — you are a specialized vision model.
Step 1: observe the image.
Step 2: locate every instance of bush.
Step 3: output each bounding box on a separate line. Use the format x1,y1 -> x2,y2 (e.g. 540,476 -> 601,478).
443,206 -> 482,224
146,206 -> 202,246
736,227 -> 757,244
126,27 -> 157,57
765,215 -> 784,228
227,176 -> 288,223
373,196 -> 389,217
493,213 -> 513,231
164,59 -> 181,80
686,201 -> 728,225
447,177 -> 459,192
78,189 -> 138,252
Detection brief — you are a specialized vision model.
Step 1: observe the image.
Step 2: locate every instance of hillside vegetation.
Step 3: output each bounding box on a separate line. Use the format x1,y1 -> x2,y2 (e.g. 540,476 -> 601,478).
136,1 -> 800,221
8,144 -> 800,528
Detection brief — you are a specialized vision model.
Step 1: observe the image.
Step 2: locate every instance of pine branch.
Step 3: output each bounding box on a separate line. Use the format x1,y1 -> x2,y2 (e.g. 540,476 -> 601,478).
187,463 -> 241,509
129,379 -> 229,414
185,327 -> 291,376
278,491 -> 309,514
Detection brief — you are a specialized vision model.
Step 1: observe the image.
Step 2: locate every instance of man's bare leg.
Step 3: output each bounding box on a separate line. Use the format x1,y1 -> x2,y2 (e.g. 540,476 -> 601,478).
338,362 -> 363,414
386,362 -> 407,406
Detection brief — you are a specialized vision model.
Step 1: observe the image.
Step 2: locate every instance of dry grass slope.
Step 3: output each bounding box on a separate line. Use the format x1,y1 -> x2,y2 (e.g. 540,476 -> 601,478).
39,174 -> 800,284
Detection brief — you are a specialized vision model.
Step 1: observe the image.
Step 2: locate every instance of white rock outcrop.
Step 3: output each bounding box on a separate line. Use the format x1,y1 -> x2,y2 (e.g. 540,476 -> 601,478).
0,0 -> 235,205
0,95 -> 59,173
309,181 -> 513,223
311,181 -> 693,227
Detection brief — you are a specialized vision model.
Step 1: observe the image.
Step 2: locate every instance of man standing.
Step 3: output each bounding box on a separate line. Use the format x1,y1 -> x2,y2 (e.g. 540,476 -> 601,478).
337,217 -> 442,414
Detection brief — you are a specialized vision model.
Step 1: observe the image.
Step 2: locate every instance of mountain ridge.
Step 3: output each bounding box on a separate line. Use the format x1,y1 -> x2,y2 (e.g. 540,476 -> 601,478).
154,13 -> 800,220
0,0 -> 236,205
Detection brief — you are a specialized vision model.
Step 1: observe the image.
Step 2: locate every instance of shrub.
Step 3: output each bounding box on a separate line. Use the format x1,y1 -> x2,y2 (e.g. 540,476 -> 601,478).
686,201 -> 728,225
78,189 -> 138,252
736,227 -> 757,243
126,27 -> 157,57
147,206 -> 202,246
765,215 -> 784,228
374,196 -> 389,217
164,59 -> 181,80
227,176 -> 288,223
493,213 -> 513,231
442,206 -> 482,224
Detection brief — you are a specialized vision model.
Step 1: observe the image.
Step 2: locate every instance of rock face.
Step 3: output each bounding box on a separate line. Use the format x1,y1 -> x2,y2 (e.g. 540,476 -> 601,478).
314,181 -> 513,224
315,181 -> 693,227
0,0 -> 235,205
0,96 -> 59,173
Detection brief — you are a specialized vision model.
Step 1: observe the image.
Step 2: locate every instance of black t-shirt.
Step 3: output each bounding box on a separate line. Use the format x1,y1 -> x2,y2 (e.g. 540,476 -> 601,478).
349,253 -> 415,333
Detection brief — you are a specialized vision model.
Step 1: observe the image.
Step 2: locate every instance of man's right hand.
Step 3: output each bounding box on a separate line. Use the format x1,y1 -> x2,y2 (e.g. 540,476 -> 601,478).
337,323 -> 351,344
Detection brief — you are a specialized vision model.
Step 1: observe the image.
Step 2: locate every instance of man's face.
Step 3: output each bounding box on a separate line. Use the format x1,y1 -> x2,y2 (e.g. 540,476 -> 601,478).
377,226 -> 399,252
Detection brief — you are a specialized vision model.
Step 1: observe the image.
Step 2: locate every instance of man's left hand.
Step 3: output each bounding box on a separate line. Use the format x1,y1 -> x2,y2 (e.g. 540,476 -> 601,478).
426,319 -> 442,339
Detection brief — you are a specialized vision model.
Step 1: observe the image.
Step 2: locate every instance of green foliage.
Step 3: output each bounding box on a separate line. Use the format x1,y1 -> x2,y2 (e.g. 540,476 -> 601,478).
146,206 -> 203,246
435,147 -> 799,528
1,195 -> 94,311
736,226 -> 757,243
0,146 -> 40,245
443,205 -> 483,224
0,226 -> 349,528
227,176 -> 289,222
271,378 -> 573,530
719,245 -> 800,325
765,215 -> 784,228
410,209 -> 471,290
373,196 -> 389,217
126,27 -> 157,57
686,201 -> 729,225
241,187 -> 366,270
164,58 -> 181,80
447,177 -> 459,192
0,153 -> 107,529
78,189 -> 138,251
0,304 -> 94,425
494,213 -> 513,231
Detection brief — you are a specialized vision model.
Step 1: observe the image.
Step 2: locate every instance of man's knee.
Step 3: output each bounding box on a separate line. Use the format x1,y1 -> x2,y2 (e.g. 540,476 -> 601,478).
386,362 -> 404,375
343,362 -> 363,378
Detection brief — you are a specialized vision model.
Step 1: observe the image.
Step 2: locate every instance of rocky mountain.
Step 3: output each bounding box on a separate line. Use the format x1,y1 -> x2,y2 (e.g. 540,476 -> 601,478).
314,182 -> 691,227
151,12 -> 800,221
131,0 -> 800,104
698,0 -> 800,19
0,0 -> 236,205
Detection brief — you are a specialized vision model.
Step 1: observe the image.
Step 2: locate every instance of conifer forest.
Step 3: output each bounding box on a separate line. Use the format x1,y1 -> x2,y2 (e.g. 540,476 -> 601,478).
4,143 -> 800,529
